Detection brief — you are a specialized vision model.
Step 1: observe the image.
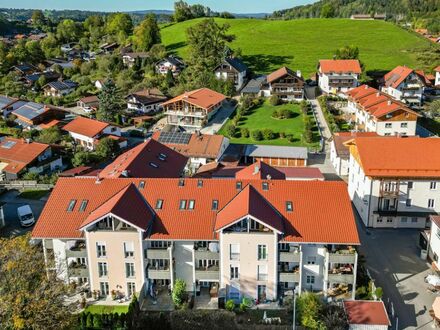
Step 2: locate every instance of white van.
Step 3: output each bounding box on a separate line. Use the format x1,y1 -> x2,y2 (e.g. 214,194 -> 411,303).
17,205 -> 35,227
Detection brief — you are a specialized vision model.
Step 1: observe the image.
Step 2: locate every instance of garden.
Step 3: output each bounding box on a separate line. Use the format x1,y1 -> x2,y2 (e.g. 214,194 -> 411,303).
219,96 -> 321,149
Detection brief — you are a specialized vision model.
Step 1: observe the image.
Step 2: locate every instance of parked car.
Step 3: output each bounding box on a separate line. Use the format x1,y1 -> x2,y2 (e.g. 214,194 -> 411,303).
17,205 -> 35,227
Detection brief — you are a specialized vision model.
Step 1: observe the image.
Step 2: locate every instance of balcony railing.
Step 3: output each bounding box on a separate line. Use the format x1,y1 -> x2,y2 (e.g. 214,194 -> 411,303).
327,273 -> 354,284
146,248 -> 170,260
194,249 -> 219,260
66,245 -> 87,258
164,110 -> 206,118
328,251 -> 356,264
195,265 -> 220,281
68,263 -> 89,277
279,251 -> 301,263
148,268 -> 171,280
279,272 -> 300,283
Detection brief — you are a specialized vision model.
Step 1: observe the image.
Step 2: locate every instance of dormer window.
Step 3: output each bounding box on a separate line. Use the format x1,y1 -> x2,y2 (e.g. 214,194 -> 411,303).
138,181 -> 145,189
286,201 -> 293,212
262,182 -> 269,191
236,181 -> 242,190
155,199 -> 163,210
67,199 -> 76,212
197,179 -> 203,188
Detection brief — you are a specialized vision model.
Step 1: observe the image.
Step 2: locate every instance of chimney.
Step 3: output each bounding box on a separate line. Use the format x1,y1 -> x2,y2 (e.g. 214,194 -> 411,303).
296,70 -> 302,78
25,138 -> 31,144
95,177 -> 101,184
266,174 -> 272,181
364,85 -> 368,89
121,170 -> 129,177
253,165 -> 260,175
387,100 -> 392,105
376,92 -> 380,97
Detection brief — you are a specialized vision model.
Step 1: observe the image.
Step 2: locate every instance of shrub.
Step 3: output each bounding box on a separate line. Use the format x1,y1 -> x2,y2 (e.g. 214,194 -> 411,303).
240,127 -> 249,138
251,129 -> 263,141
86,313 -> 94,328
281,109 -> 293,118
263,128 -> 275,140
172,279 -> 187,307
375,287 -> 383,300
297,292 -> 325,329
300,100 -> 309,114
279,132 -> 285,138
226,124 -> 236,137
93,314 -> 103,328
272,109 -> 279,118
269,95 -> 280,106
225,299 -> 235,312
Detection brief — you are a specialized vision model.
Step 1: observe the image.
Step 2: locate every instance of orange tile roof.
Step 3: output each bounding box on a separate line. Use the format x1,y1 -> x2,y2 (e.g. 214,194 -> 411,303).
162,88 -> 226,111
343,301 -> 390,326
99,139 -> 188,179
152,131 -> 226,159
267,67 -> 301,84
235,161 -> 285,180
39,119 -> 60,129
332,132 -> 378,159
435,66 -> 440,72
32,177 -> 359,244
347,137 -> 440,178
319,59 -> 362,74
0,138 -> 49,174
80,183 -> 154,230
62,116 -> 109,138
383,65 -> 416,88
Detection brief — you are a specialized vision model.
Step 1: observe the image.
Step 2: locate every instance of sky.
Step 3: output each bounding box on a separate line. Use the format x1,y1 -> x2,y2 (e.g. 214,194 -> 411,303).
0,0 -> 315,14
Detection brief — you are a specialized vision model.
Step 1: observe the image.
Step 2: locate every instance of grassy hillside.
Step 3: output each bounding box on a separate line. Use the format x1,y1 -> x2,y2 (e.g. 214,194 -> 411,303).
161,18 -> 432,77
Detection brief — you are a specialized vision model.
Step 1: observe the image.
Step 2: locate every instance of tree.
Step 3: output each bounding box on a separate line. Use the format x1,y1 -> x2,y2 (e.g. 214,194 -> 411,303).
72,150 -> 93,167
0,234 -> 74,329
106,13 -> 133,43
296,292 -> 325,329
226,123 -> 236,137
172,279 -> 187,307
320,3 -> 335,18
335,45 -> 360,60
97,80 -> 121,122
96,137 -> 120,159
25,40 -> 44,64
174,1 -> 194,22
31,10 -> 46,28
133,14 -> 161,51
321,304 -> 349,330
428,100 -> 440,117
263,128 -> 275,140
251,129 -> 263,141
56,19 -> 82,43
36,126 -> 63,144
269,95 -> 280,106
41,33 -> 61,58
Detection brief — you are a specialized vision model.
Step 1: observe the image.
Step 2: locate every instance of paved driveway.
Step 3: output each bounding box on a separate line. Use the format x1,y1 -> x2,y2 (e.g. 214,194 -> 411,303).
356,212 -> 435,329
0,190 -> 47,237
200,102 -> 237,135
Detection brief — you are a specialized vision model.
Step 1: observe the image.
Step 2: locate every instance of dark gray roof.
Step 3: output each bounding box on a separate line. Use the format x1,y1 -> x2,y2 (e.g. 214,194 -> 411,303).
224,57 -> 248,73
13,102 -> 46,120
244,144 -> 308,160
23,71 -> 61,84
241,76 -> 266,94
160,56 -> 184,67
0,96 -> 17,109
14,64 -> 34,73
46,80 -> 77,91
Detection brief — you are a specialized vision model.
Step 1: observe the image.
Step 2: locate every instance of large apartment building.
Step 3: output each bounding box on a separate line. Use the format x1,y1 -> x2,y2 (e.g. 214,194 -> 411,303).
318,59 -> 362,95
163,88 -> 226,131
347,137 -> 440,228
346,85 -> 419,136
32,177 -> 359,304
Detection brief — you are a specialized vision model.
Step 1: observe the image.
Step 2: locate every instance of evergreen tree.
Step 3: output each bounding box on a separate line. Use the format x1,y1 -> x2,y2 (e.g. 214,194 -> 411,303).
97,80 -> 121,122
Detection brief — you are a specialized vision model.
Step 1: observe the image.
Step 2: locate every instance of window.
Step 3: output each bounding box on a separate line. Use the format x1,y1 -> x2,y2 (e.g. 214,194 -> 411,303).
385,123 -> 392,128
286,201 -> 293,212
431,182 -> 437,190
127,282 -> 136,297
67,199 -> 76,212
411,217 -> 418,223
401,123 -> 408,128
386,217 -> 393,223
307,256 -> 316,265
124,242 -> 134,258
257,265 -> 268,281
138,181 -> 145,189
197,179 -> 203,188
155,199 -> 163,210
77,199 -> 88,212
306,275 -> 315,284
262,182 -> 269,191
258,245 -> 267,260
188,200 -> 195,210
377,217 -> 383,223
125,262 -> 135,278
236,181 -> 242,190
100,282 -> 109,296
401,217 -> 408,223
429,199 -> 435,209
384,133 -> 391,136
230,266 -> 239,279
211,200 -> 219,211
406,199 -> 412,207
408,181 -> 413,189
230,244 -> 240,260
178,179 -> 185,187
96,242 -> 106,258
98,262 -> 108,277
179,200 -> 187,210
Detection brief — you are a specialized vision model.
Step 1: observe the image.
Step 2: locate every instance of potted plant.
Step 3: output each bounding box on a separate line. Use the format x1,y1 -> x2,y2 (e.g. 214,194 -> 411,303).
111,289 -> 117,300
80,296 -> 87,309
92,290 -> 99,300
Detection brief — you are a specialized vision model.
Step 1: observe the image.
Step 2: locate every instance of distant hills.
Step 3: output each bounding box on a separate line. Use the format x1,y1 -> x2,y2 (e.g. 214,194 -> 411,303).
128,9 -> 268,19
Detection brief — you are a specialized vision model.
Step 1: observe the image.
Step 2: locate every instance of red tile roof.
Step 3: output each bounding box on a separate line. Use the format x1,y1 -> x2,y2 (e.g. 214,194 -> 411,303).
276,167 -> 325,180
32,178 -> 359,244
59,166 -> 95,177
99,139 -> 188,179
383,65 -> 421,88
332,132 -> 379,159
430,215 -> 440,229
235,161 -> 286,180
62,116 -> 109,138
162,88 -> 226,111
267,67 -> 302,84
343,300 -> 390,326
319,60 -> 362,74
80,183 -> 154,230
347,137 -> 440,178
0,138 -> 49,174
435,66 -> 440,72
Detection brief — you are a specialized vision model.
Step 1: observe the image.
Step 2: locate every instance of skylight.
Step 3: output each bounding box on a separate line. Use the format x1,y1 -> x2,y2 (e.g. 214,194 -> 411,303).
236,182 -> 242,190
286,201 -> 293,212
262,182 -> 269,191
197,179 -> 203,188
67,199 -> 77,212
212,200 -> 219,211
188,200 -> 195,210
178,179 -> 185,187
149,162 -> 159,168
79,199 -> 88,212
179,200 -> 187,210
138,181 -> 145,189
155,199 -> 163,210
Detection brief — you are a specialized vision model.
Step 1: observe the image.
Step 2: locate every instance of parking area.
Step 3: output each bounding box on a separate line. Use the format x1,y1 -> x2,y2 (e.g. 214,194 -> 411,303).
356,212 -> 435,329
0,190 -> 48,237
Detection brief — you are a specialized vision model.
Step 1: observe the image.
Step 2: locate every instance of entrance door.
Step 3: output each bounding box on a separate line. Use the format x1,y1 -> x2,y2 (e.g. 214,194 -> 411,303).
257,285 -> 266,301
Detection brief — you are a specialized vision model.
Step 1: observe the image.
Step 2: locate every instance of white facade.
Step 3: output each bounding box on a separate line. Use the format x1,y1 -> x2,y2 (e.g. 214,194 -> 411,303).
348,154 -> 439,228
349,323 -> 388,330
126,96 -> 163,114
436,71 -> 440,87
381,72 -> 424,108
428,221 -> 440,268
319,72 -> 359,95
330,140 -> 349,176
69,126 -> 121,151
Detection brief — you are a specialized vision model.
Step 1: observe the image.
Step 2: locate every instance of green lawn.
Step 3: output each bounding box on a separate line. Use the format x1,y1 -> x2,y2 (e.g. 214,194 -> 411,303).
218,101 -> 321,148
84,304 -> 129,315
18,189 -> 50,200
161,18 -> 431,77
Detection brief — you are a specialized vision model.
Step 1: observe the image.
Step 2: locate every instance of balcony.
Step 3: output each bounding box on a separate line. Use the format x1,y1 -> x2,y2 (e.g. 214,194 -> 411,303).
195,265 -> 220,281
328,251 -> 356,264
194,249 -> 219,260
148,268 -> 171,280
328,273 -> 354,284
146,248 -> 170,260
68,263 -> 89,277
279,272 -> 300,283
66,243 -> 87,258
279,251 -> 301,263
164,110 -> 206,118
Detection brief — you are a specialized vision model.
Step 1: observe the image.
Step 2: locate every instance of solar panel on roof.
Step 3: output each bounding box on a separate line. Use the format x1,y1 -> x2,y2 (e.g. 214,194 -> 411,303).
158,132 -> 191,145
2,141 -> 16,149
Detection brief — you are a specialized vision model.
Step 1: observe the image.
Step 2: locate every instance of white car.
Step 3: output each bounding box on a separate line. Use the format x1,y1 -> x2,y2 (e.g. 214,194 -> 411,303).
83,106 -> 94,113
17,205 -> 35,227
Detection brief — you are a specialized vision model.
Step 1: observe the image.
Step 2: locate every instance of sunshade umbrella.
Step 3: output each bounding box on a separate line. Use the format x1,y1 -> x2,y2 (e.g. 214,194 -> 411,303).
432,297 -> 440,319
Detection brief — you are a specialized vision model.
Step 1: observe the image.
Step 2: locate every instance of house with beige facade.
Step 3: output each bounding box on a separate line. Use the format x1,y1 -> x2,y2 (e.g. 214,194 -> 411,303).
32,177 -> 359,305
318,59 -> 362,96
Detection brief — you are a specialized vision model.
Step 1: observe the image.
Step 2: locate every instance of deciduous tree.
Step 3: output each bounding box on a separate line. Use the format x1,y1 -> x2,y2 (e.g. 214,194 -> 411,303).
133,14 -> 161,52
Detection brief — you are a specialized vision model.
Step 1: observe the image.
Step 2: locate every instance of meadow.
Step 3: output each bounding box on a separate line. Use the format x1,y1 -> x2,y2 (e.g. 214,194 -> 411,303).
161,18 -> 431,77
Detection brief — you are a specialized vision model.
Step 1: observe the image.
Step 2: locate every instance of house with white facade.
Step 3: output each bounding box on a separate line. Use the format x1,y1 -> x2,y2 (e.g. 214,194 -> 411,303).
427,216 -> 440,268
261,67 -> 304,101
155,56 -> 185,76
381,66 -> 426,109
126,88 -> 168,114
62,116 -> 126,151
43,80 -> 78,98
347,136 -> 440,229
122,52 -> 149,68
318,59 -> 362,95
346,85 -> 419,136
214,57 -> 248,91
32,178 -> 359,305
435,66 -> 440,87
